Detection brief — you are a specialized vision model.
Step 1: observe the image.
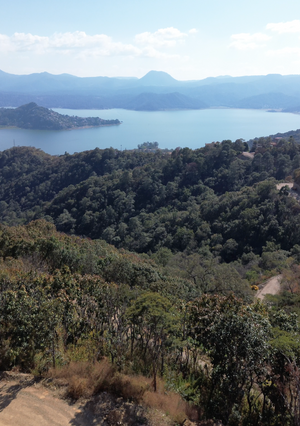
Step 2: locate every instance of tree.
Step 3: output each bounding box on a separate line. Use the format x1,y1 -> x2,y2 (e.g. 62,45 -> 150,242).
187,294 -> 271,423
126,292 -> 180,391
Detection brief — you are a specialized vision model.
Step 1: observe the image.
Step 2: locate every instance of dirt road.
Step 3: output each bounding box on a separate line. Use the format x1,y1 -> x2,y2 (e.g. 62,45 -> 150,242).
0,373 -> 92,426
0,372 -> 174,426
276,182 -> 300,203
276,183 -> 294,190
256,274 -> 282,300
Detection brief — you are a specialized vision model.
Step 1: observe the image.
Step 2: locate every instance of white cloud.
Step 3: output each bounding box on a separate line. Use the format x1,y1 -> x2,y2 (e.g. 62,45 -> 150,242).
189,29 -> 198,34
267,20 -> 300,34
0,30 -> 188,60
51,32 -> 113,49
141,46 -> 181,59
0,31 -> 141,57
12,33 -> 50,54
229,32 -> 271,50
0,34 -> 14,52
267,46 -> 300,57
135,27 -> 187,47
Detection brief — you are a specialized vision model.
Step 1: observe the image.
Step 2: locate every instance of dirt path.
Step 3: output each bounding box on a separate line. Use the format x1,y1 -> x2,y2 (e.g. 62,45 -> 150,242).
241,152 -> 255,160
276,182 -> 300,203
256,274 -> 282,300
0,372 -> 175,426
0,373 -> 92,426
276,182 -> 294,190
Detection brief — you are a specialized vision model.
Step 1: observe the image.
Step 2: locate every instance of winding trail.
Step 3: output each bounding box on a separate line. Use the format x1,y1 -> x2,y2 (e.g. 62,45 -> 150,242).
0,372 -> 175,426
276,183 -> 294,190
0,373 -> 93,426
276,182 -> 300,203
256,275 -> 282,300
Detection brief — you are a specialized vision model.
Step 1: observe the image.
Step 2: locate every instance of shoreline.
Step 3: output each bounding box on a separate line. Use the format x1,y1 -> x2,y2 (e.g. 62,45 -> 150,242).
2,105 -> 300,115
0,122 -> 121,131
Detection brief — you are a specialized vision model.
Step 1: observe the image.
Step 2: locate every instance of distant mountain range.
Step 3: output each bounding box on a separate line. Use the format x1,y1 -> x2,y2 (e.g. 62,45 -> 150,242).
1,70 -> 300,112
0,102 -> 120,130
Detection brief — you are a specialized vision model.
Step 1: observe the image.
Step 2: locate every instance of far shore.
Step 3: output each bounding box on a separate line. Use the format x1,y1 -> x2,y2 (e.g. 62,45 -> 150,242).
0,123 -> 121,131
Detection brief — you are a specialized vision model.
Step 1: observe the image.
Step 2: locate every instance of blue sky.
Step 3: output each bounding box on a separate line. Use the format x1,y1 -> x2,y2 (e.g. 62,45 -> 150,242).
1,0 -> 300,80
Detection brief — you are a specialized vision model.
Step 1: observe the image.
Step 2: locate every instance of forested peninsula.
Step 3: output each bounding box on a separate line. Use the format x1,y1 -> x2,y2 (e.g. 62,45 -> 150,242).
0,102 -> 120,130
2,132 -> 300,425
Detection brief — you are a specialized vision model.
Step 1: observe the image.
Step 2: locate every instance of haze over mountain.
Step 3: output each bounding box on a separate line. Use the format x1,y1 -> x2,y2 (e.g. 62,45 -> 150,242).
1,70 -> 300,112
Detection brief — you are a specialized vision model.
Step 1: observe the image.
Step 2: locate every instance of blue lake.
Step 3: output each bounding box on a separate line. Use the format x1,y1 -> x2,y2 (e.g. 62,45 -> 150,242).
0,108 -> 300,155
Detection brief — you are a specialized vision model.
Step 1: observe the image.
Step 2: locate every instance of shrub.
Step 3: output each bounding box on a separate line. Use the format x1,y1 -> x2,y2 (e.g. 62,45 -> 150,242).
48,359 -> 198,423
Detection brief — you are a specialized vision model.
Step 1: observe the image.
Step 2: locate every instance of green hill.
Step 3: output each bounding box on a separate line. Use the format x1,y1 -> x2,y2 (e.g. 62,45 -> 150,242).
1,134 -> 300,424
0,133 -> 300,263
0,102 -> 120,130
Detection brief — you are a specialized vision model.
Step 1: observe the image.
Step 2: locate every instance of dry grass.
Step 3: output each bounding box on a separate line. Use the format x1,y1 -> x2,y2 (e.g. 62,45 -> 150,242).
143,389 -> 198,424
48,358 -> 115,399
111,373 -> 152,401
48,359 -> 198,424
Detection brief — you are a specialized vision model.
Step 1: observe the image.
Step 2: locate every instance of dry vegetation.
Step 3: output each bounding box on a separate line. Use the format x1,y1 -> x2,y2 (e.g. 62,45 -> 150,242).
47,359 -> 198,425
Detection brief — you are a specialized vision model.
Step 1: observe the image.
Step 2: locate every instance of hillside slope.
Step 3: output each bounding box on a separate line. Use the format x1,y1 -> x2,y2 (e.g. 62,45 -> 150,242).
0,134 -> 300,263
0,102 -> 120,130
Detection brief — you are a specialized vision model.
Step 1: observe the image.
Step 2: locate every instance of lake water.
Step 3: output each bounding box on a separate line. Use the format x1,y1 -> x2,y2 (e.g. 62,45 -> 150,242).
0,108 -> 300,155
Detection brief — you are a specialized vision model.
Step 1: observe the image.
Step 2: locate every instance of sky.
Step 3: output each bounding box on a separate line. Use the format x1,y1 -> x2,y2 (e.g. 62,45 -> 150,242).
1,0 -> 300,80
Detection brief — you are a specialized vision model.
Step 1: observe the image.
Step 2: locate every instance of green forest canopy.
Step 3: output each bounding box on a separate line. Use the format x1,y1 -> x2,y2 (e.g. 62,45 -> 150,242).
0,134 -> 300,263
1,132 -> 300,424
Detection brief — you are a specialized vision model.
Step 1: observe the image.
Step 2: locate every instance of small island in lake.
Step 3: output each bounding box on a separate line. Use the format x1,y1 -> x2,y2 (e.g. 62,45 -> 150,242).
0,102 -> 121,130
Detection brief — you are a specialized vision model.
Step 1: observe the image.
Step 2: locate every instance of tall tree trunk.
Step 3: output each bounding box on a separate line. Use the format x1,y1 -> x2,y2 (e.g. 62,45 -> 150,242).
153,360 -> 157,392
